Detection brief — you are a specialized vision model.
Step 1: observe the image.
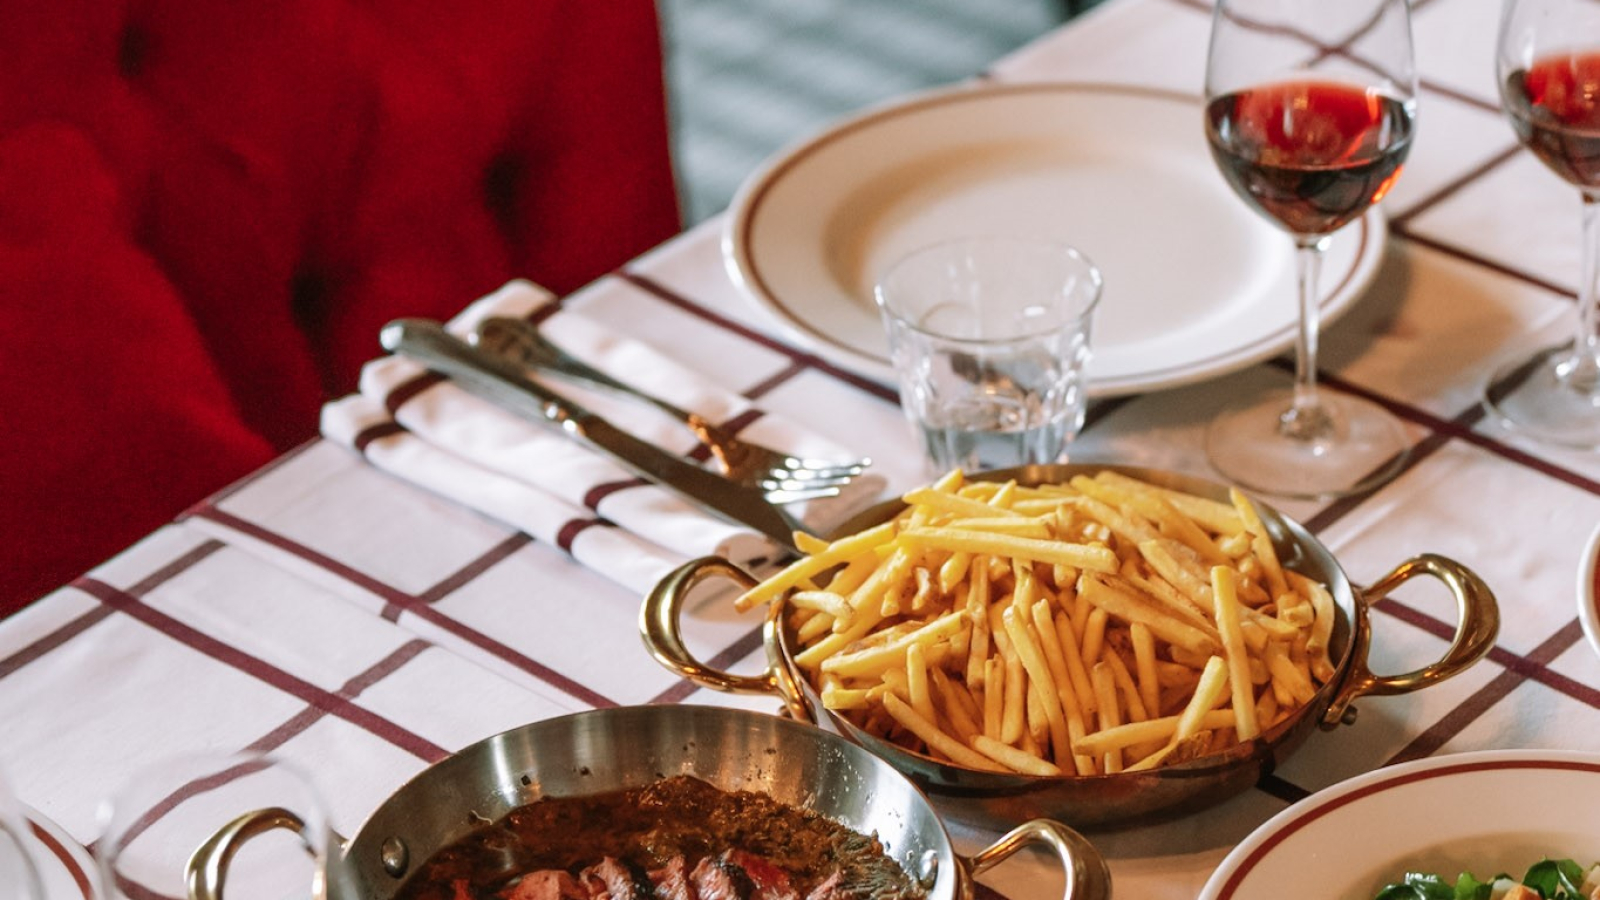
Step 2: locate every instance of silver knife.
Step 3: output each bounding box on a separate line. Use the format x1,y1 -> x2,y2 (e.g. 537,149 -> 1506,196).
380,318 -> 805,553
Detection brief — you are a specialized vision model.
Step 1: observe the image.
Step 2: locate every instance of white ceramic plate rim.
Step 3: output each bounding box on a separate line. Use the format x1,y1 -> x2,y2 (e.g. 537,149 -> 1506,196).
1580,522 -> 1600,661
1199,749 -> 1600,900
20,804 -> 93,900
723,81 -> 1388,396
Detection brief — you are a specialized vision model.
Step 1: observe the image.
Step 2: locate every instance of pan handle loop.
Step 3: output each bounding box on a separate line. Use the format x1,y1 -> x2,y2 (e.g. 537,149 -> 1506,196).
640,556 -> 816,722
1321,553 -> 1499,728
962,818 -> 1111,900
186,807 -> 326,900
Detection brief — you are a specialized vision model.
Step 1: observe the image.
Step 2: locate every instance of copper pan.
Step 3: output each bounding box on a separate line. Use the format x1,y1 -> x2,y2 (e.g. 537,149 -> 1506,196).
641,464 -> 1499,831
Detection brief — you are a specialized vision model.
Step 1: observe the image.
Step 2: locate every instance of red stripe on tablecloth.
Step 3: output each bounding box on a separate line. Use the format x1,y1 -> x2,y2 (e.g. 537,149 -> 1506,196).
1393,224 -> 1577,301
1392,620 -> 1595,762
618,272 -> 900,404
0,606 -> 112,680
186,506 -> 618,709
416,535 -> 533,607
583,478 -> 651,510
742,361 -> 807,403
0,542 -> 227,680
718,407 -> 765,437
245,640 -> 443,760
72,576 -> 447,760
1391,145 -> 1524,228
647,623 -> 768,706
199,439 -> 321,508
1259,616 -> 1594,803
91,756 -> 283,866
973,883 -> 1014,900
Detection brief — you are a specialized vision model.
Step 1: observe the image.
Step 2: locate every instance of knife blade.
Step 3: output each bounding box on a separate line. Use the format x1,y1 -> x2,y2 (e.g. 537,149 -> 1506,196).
379,318 -> 805,553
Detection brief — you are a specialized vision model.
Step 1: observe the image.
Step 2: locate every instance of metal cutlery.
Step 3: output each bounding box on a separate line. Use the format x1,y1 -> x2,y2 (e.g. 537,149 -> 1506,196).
470,316 -> 870,496
380,318 -> 814,551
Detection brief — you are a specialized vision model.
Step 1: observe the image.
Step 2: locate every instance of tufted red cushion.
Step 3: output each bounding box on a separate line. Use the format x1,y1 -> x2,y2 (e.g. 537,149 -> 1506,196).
0,0 -> 681,615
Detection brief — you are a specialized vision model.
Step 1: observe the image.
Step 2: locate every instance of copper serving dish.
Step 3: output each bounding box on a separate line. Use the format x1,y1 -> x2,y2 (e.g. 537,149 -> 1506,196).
642,464 -> 1499,831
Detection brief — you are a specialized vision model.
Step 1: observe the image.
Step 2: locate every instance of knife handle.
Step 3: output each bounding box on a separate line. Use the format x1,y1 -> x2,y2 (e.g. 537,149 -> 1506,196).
380,318 -> 590,437
378,318 -> 806,551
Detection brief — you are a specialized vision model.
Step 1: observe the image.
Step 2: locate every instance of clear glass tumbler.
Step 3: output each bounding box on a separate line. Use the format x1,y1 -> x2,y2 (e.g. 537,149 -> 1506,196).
96,752 -> 350,900
875,236 -> 1103,475
0,766 -> 43,900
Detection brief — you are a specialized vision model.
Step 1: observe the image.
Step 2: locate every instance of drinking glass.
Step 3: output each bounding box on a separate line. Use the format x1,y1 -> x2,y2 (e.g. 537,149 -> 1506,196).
1483,0 -> 1600,447
875,236 -> 1103,475
96,752 -> 350,900
0,766 -> 44,900
1202,0 -> 1417,498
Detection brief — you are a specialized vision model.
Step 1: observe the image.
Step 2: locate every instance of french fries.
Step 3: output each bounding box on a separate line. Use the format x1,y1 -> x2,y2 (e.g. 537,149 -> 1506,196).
737,469 -> 1339,777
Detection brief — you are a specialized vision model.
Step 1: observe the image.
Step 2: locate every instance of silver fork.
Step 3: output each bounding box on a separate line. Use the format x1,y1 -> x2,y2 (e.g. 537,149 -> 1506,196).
471,316 -> 870,501
382,319 -> 811,549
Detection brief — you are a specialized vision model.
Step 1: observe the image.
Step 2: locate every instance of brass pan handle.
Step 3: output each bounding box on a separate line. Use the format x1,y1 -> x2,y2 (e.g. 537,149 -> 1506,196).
640,556 -> 815,722
1322,553 -> 1499,728
963,818 -> 1112,900
187,807 -> 307,900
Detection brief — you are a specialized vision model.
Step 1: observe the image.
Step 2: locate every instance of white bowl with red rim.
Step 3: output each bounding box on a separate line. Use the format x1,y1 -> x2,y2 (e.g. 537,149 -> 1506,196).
1580,522 -> 1600,660
1197,749 -> 1600,900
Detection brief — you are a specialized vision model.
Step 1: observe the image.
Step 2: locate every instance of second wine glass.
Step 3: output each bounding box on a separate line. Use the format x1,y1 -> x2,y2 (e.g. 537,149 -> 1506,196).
1484,0 -> 1600,448
1202,0 -> 1417,499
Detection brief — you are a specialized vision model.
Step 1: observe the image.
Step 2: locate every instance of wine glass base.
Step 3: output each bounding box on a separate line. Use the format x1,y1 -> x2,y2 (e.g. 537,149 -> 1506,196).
1205,389 -> 1411,500
1481,344 -> 1600,450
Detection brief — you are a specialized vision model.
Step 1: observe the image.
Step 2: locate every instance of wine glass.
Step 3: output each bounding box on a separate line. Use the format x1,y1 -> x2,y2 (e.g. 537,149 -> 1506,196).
96,752 -> 351,900
1202,0 -> 1417,498
1483,0 -> 1600,447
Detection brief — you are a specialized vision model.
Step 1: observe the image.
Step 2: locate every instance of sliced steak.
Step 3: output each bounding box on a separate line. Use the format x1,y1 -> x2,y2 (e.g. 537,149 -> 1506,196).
585,857 -> 657,900
502,870 -> 589,900
690,853 -> 756,900
649,856 -> 698,900
724,850 -> 799,900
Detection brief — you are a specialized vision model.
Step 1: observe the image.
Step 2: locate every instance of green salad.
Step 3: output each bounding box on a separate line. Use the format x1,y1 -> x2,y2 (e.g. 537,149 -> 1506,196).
1374,858 -> 1600,900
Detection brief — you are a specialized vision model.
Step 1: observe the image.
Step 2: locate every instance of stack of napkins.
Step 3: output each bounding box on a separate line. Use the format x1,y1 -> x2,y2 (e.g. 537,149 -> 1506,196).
320,280 -> 880,593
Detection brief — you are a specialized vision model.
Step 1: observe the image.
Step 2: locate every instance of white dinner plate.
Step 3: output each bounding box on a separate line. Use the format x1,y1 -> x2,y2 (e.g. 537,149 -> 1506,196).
724,82 -> 1387,395
1199,750 -> 1600,900
1580,522 -> 1600,661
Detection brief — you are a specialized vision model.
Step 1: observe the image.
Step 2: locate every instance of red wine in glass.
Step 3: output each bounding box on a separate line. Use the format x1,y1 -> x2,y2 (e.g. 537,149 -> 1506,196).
1202,0 -> 1417,498
1502,52 -> 1600,189
1205,81 -> 1414,237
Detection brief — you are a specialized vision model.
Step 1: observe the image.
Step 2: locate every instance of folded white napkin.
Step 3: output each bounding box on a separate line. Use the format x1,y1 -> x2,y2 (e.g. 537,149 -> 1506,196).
319,280 -> 881,594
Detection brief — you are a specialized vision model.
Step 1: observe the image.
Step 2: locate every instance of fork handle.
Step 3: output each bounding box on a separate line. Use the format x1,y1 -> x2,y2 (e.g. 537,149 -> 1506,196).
476,317 -> 704,426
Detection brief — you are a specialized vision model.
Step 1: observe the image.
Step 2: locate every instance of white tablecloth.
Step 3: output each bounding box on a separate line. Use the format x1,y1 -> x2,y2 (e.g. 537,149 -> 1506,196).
4,1 -> 1599,898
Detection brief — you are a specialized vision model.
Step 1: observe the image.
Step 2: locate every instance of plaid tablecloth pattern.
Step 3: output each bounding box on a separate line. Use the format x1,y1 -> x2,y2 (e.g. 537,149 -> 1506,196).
3,1 -> 1598,899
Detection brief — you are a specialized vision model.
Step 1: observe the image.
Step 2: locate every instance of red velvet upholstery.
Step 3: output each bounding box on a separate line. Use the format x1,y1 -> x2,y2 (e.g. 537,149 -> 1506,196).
0,0 -> 682,615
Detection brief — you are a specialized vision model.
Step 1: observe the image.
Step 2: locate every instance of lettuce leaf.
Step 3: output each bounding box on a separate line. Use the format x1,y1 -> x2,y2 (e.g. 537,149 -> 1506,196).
1372,859 -> 1593,900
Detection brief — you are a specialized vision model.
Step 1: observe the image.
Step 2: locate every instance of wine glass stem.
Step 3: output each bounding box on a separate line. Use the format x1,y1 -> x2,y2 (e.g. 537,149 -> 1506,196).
1283,235 -> 1334,442
1568,191 -> 1600,392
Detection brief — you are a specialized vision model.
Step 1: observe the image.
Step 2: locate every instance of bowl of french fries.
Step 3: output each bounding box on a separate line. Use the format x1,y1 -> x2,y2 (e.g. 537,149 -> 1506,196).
642,464 -> 1499,830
